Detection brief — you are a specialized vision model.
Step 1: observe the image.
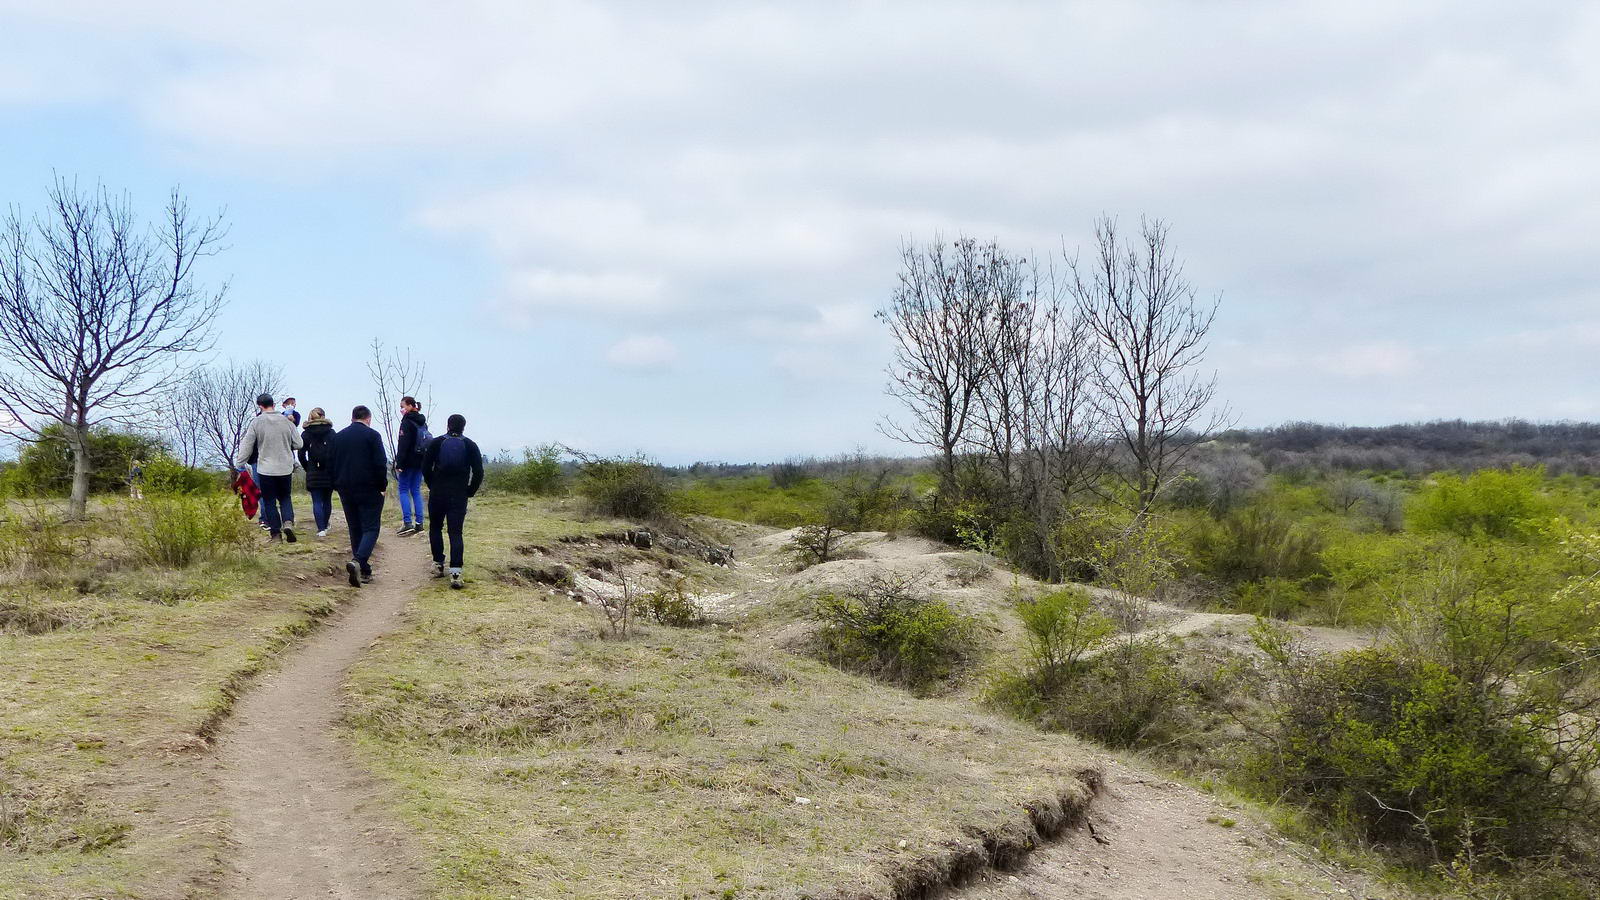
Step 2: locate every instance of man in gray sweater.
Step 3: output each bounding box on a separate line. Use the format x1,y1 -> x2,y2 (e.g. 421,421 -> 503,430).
235,393 -> 304,542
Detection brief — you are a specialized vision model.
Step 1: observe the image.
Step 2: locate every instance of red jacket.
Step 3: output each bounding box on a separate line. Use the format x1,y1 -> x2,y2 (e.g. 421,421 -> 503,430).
233,470 -> 261,519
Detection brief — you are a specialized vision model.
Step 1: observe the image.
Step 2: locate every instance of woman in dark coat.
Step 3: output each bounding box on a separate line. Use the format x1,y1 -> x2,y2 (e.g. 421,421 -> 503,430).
298,407 -> 337,537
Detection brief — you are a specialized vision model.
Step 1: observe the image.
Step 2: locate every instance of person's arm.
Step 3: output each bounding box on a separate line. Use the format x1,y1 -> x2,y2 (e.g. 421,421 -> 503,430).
233,420 -> 256,470
369,430 -> 389,491
395,419 -> 413,471
466,439 -> 485,497
421,437 -> 438,487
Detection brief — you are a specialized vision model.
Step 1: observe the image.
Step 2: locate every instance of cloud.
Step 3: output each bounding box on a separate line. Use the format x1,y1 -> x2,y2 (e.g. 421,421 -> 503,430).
604,334 -> 678,371
1314,341 -> 1424,379
5,1 -> 1600,440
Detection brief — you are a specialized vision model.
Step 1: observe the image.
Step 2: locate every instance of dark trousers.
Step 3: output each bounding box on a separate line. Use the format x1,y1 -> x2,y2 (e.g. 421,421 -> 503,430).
257,474 -> 295,535
428,491 -> 469,569
337,489 -> 385,575
308,488 -> 333,532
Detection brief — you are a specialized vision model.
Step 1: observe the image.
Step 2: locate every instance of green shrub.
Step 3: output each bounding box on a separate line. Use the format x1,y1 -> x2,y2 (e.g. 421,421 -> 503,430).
786,522 -> 850,568
640,579 -> 704,627
0,503 -> 76,572
6,425 -> 166,497
140,455 -> 219,495
575,455 -> 675,520
1190,506 -> 1325,584
122,493 -> 256,568
1248,649 -> 1575,861
812,574 -> 975,690
1234,576 -> 1312,618
494,444 -> 565,495
1409,467 -> 1554,542
1015,587 -> 1113,688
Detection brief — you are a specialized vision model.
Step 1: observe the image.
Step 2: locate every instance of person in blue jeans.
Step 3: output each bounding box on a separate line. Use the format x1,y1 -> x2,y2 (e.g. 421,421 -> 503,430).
393,396 -> 430,536
331,405 -> 389,586
297,407 -> 336,536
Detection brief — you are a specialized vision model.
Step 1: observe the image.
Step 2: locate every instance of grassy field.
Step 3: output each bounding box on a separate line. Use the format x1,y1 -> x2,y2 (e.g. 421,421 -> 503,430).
0,491 -> 357,900
343,495 -> 1100,899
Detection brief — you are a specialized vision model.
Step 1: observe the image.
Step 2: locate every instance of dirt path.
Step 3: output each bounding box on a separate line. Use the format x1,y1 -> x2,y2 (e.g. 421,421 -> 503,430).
953,761 -> 1370,900
213,544 -> 428,900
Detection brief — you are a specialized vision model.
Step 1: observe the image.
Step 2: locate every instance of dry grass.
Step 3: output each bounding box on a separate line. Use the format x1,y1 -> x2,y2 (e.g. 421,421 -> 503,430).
343,496 -> 1100,899
0,490 -> 357,900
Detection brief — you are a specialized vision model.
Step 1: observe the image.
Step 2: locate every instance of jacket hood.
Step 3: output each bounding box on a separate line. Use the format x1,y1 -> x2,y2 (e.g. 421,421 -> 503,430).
404,410 -> 428,427
303,415 -> 333,429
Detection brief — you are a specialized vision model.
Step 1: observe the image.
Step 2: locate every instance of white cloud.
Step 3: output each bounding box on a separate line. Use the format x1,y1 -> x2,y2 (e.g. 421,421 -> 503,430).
5,1 -> 1600,435
604,334 -> 678,371
1314,341 -> 1424,379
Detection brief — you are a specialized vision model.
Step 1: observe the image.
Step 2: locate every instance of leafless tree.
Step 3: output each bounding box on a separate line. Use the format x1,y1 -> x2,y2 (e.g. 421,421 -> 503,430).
877,238 -> 999,494
171,359 -> 284,469
0,178 -> 228,517
366,339 -> 431,462
1069,216 -> 1226,517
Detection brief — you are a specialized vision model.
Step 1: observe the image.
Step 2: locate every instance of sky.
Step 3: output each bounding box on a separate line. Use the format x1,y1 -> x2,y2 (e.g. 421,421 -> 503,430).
1,1 -> 1597,462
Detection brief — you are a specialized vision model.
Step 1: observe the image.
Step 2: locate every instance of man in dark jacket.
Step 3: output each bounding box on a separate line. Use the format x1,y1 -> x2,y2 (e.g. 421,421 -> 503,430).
297,408 -> 336,537
394,397 -> 429,537
421,413 -> 484,590
331,405 -> 389,587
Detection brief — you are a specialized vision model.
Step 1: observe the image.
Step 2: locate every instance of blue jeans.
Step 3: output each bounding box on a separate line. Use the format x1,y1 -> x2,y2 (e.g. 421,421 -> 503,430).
396,468 -> 425,526
309,488 -> 333,532
338,489 -> 384,575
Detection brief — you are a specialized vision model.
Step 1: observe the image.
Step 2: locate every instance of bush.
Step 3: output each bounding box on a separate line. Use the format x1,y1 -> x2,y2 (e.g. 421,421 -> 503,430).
575,455 -> 675,520
1190,506 -> 1325,585
640,578 -> 704,627
140,455 -> 219,495
786,522 -> 849,569
122,493 -> 257,567
0,503 -> 76,572
1409,467 -> 1554,542
812,574 -> 974,690
1015,587 -> 1113,688
494,444 -> 565,495
1248,649 -> 1576,862
6,425 -> 166,497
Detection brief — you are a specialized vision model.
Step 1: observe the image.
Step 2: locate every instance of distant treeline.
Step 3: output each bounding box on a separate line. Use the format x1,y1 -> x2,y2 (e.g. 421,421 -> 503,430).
664,420 -> 1600,485
1220,419 -> 1600,476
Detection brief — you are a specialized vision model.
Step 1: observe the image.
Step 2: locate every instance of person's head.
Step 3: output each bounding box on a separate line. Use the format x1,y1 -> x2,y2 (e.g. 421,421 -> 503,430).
283,397 -> 296,409
257,393 -> 275,411
310,407 -> 325,419
352,405 -> 372,423
447,414 -> 466,435
401,396 -> 418,414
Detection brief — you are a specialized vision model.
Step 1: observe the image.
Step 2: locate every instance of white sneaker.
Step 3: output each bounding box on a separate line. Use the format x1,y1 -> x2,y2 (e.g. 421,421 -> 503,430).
316,530 -> 328,538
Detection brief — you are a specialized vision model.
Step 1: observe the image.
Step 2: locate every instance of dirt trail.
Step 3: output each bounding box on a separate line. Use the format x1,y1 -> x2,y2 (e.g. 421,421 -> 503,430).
954,761 -> 1369,900
213,545 -> 427,900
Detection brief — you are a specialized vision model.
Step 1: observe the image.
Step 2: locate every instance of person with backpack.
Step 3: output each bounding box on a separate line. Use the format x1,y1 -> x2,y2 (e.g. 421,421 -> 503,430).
421,413 -> 483,590
234,394 -> 303,543
331,405 -> 388,587
297,407 -> 336,537
394,396 -> 430,536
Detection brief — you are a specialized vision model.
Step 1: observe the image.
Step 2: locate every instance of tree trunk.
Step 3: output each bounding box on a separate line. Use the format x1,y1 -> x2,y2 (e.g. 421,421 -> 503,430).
69,422 -> 91,519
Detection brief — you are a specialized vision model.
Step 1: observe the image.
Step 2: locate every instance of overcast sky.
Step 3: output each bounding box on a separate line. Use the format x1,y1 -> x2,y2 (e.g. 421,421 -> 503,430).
2,1 -> 1596,461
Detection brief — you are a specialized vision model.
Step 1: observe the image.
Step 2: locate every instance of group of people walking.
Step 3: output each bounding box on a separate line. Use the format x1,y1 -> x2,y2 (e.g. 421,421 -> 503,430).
233,394 -> 484,590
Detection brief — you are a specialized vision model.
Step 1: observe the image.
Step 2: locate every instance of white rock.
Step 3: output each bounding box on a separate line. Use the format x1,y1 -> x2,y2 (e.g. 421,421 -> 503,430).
793,797 -> 812,805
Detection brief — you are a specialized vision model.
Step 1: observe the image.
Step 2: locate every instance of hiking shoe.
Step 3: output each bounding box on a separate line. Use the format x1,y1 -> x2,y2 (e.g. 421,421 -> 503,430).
431,562 -> 445,578
395,524 -> 413,536
361,572 -> 374,584
283,524 -> 297,543
267,533 -> 282,544
450,572 -> 464,590
345,560 -> 361,588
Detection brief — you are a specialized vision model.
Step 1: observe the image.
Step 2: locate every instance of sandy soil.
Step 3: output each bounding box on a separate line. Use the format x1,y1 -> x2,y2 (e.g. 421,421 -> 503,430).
211,544 -> 427,900
953,761 -> 1375,900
